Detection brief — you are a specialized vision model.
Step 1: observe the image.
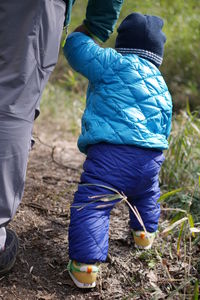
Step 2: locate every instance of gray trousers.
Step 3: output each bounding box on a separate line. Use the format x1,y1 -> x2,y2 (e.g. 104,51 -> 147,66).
0,0 -> 66,249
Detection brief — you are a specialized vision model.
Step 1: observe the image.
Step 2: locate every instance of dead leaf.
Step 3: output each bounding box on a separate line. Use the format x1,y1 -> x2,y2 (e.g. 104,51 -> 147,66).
147,270 -> 158,282
36,292 -> 56,300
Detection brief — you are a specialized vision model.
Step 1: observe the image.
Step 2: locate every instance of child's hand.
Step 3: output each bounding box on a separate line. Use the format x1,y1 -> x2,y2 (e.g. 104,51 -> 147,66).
74,24 -> 91,36
73,24 -> 99,45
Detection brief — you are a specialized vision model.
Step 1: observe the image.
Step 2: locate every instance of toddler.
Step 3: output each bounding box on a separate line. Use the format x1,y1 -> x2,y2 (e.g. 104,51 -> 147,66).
63,12 -> 172,288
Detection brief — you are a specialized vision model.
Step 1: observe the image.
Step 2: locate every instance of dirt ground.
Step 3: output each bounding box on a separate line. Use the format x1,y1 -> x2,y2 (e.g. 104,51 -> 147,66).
0,122 -> 199,300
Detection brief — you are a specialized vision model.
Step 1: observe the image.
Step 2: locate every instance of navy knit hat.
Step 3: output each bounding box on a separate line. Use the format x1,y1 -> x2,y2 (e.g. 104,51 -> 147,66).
115,13 -> 166,67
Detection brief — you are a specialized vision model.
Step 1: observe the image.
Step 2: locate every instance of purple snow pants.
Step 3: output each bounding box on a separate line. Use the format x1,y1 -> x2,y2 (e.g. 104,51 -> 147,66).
69,143 -> 165,263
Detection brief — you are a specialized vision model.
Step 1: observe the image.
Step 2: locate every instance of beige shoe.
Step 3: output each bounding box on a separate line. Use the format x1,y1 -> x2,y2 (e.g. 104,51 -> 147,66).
67,260 -> 99,288
132,230 -> 157,249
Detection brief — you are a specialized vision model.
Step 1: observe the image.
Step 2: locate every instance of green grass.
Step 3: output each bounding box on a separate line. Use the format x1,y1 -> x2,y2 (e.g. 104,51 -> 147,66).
160,106 -> 200,220
38,82 -> 84,135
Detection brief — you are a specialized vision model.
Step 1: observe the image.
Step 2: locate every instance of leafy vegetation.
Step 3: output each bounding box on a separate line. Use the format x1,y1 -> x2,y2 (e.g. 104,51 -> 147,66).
158,107 -> 200,299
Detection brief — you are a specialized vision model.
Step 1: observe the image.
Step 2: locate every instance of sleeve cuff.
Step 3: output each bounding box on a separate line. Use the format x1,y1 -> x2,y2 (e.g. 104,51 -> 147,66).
83,20 -> 108,43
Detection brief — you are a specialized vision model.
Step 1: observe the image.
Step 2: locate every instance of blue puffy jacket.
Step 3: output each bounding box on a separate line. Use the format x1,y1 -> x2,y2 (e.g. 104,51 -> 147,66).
64,32 -> 172,154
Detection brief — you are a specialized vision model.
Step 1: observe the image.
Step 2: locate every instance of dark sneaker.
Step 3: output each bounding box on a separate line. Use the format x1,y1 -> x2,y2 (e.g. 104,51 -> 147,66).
0,229 -> 19,275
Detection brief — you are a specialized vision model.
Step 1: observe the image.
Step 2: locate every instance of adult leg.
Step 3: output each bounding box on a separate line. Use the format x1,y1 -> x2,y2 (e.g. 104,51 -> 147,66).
0,0 -> 66,250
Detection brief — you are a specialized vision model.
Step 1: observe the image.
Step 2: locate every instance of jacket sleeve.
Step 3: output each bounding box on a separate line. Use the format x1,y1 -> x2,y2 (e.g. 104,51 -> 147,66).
63,32 -> 118,82
64,0 -> 76,27
84,0 -> 124,42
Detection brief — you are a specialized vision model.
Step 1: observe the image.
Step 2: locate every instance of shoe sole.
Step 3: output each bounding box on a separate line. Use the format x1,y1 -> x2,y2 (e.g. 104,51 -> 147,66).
68,270 -> 96,289
134,243 -> 153,250
0,256 -> 17,275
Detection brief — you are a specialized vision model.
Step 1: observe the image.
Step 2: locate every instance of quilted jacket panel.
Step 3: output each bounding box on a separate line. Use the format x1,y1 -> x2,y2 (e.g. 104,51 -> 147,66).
64,32 -> 172,154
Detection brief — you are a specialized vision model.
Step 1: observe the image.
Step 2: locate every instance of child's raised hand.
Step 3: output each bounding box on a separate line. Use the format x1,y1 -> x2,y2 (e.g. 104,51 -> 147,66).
73,24 -> 91,36
73,24 -> 99,44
